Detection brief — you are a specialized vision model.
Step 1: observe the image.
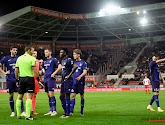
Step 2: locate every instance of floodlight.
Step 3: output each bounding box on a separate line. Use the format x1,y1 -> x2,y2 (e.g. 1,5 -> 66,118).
140,18 -> 148,26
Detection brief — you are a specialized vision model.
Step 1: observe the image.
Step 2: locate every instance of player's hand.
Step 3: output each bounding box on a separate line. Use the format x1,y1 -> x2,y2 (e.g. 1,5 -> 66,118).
51,73 -> 55,78
16,82 -> 19,87
5,70 -> 10,75
65,75 -> 70,80
39,81 -> 45,88
76,76 -> 81,81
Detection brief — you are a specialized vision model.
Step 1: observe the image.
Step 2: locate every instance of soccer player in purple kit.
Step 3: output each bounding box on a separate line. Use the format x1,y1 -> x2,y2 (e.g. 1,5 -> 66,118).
0,46 -> 25,117
147,55 -> 165,112
42,49 -> 62,116
59,48 -> 77,118
69,49 -> 87,116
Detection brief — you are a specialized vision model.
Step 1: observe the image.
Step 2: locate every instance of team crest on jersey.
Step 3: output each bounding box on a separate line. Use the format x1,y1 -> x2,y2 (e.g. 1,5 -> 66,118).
8,59 -> 11,62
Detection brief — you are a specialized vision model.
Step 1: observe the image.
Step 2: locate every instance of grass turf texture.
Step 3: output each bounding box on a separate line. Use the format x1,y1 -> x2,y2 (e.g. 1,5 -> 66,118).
1,91 -> 165,125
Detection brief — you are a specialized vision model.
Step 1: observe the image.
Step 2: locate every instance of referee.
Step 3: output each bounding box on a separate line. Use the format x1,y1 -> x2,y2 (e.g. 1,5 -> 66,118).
15,45 -> 39,120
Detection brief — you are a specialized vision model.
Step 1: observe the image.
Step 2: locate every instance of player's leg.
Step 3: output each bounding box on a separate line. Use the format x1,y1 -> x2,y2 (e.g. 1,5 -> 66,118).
32,79 -> 40,115
154,91 -> 164,112
60,83 -> 66,114
70,93 -> 76,115
79,84 -> 85,116
9,92 -> 15,117
70,84 -> 77,115
80,93 -> 85,116
60,93 -> 66,114
31,93 -> 38,115
145,86 -> 147,94
48,78 -> 57,116
65,93 -> 71,116
148,86 -> 150,94
147,82 -> 155,111
7,80 -> 15,116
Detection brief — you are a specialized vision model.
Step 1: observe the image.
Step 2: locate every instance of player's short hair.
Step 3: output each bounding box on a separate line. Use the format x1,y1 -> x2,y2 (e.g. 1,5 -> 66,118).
10,46 -> 17,50
25,45 -> 33,52
61,48 -> 68,55
73,49 -> 82,55
45,48 -> 52,53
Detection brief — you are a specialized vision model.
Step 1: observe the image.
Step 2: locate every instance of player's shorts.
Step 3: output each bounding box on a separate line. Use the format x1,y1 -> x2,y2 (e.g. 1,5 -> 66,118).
151,81 -> 160,92
18,77 -> 35,94
34,78 -> 39,93
60,79 -> 73,94
71,83 -> 84,94
6,79 -> 18,93
44,77 -> 55,92
144,85 -> 149,88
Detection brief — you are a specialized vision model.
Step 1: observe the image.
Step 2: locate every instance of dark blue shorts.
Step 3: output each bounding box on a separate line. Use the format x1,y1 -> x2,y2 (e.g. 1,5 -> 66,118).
71,84 -> 84,94
7,79 -> 18,93
44,77 -> 55,92
151,81 -> 160,92
60,80 -> 73,94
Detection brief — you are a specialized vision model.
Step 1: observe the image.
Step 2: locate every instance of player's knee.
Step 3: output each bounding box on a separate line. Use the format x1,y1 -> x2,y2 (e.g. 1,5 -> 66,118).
9,93 -> 14,98
80,94 -> 84,99
71,94 -> 76,99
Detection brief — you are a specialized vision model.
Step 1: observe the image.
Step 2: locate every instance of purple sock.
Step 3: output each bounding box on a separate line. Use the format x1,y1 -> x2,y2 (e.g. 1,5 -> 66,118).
9,97 -> 14,112
81,99 -> 84,114
51,96 -> 56,112
149,95 -> 155,105
21,100 -> 24,112
70,99 -> 75,113
154,95 -> 160,107
49,97 -> 53,112
65,96 -> 70,115
60,96 -> 66,114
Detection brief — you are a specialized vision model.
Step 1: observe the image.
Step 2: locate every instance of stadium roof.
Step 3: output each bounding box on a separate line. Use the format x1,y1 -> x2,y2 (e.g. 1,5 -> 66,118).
1,2 -> 165,43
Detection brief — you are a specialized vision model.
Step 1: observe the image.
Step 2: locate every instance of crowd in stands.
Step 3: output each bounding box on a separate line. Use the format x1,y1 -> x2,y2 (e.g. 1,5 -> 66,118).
119,41 -> 165,85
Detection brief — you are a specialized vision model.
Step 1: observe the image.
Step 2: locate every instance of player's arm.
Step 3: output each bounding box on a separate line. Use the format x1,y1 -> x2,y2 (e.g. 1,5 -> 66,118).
76,69 -> 87,81
0,62 -> 10,75
51,64 -> 62,78
149,79 -> 151,85
156,58 -> 165,63
15,67 -> 19,80
143,80 -> 145,85
65,63 -> 78,80
159,72 -> 165,83
15,67 -> 19,87
32,66 -> 39,78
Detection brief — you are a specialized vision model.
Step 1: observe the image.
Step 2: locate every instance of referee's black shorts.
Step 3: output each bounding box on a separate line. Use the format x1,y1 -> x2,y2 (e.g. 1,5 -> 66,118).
18,77 -> 35,94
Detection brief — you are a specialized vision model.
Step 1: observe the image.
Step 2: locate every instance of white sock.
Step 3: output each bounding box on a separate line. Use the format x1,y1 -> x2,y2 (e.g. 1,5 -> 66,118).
148,105 -> 152,107
158,107 -> 160,109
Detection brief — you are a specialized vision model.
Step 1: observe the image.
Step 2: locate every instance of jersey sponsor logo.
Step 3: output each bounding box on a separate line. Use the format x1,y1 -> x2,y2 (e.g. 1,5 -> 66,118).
9,64 -> 16,69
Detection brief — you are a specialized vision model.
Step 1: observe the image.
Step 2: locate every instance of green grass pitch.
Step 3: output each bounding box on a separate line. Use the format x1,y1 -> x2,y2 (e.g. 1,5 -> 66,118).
1,90 -> 165,125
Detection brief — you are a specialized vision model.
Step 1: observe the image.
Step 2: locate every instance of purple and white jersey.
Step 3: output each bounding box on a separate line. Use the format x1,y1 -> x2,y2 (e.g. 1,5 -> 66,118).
42,57 -> 60,79
0,55 -> 18,80
73,59 -> 87,85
